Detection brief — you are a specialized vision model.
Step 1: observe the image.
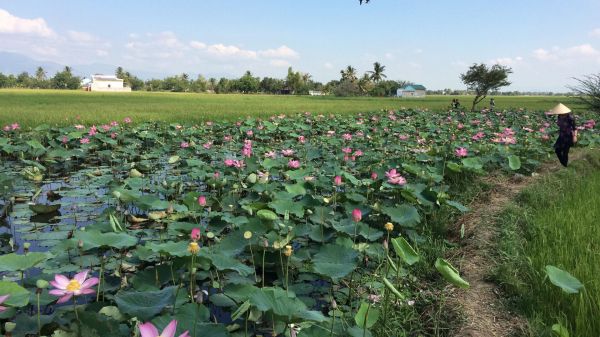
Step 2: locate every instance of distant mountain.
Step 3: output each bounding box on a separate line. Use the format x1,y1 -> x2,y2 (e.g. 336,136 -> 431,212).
0,51 -> 243,81
0,52 -> 64,76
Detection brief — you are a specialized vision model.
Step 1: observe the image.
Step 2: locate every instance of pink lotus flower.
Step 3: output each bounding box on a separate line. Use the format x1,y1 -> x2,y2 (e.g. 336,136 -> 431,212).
191,228 -> 201,241
342,133 -> 352,141
124,117 -> 132,124
11,123 -> 19,130
110,132 -> 117,139
242,147 -> 252,157
101,124 -> 111,132
197,195 -> 207,207
139,320 -> 189,337
62,136 -> 68,144
455,147 -> 468,157
110,121 -> 119,127
264,150 -> 276,158
371,172 -> 378,180
203,142 -> 212,149
334,175 -> 343,186
353,150 -> 363,157
326,130 -> 336,137
398,135 -> 409,141
223,135 -> 232,142
288,160 -> 300,169
342,147 -> 352,154
80,138 -> 90,144
298,135 -> 306,143
88,125 -> 97,136
49,270 -> 99,304
224,159 -> 235,167
2,125 -> 10,132
352,209 -> 362,222
233,160 -> 245,168
180,142 -> 189,148
457,123 -> 464,129
213,172 -> 221,179
75,124 -> 85,130
246,130 -> 253,136
206,121 -> 213,126
385,169 -> 407,186
281,149 -> 295,157
0,294 -> 9,313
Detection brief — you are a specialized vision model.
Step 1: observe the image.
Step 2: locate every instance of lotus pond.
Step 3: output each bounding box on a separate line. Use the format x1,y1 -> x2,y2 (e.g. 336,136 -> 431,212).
0,109 -> 597,337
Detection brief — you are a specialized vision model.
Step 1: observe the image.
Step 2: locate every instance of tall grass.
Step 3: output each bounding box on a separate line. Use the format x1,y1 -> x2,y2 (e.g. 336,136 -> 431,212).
495,151 -> 600,336
0,89 -> 584,127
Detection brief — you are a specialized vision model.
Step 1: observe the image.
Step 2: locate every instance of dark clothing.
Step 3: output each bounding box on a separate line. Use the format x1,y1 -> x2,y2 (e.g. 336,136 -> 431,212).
554,114 -> 576,167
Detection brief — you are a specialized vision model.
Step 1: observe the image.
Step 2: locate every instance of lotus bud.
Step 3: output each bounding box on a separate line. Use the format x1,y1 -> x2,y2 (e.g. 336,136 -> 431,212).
36,279 -> 49,289
197,195 -> 207,207
383,239 -> 389,250
284,245 -> 293,257
323,197 -> 330,204
334,175 -> 342,186
306,209 -> 313,215
352,209 -> 362,222
263,239 -> 269,248
23,242 -> 30,252
78,240 -> 84,249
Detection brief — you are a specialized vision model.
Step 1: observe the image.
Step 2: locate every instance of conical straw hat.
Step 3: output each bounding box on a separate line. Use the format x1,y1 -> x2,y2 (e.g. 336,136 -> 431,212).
547,103 -> 571,115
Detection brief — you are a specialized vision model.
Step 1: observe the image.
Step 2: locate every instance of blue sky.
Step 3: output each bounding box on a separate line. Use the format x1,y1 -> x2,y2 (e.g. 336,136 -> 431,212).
1,0 -> 599,91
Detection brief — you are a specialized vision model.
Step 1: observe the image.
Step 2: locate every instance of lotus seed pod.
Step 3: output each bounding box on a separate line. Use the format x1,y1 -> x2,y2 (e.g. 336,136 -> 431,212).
5,322 -> 16,332
23,242 -> 31,250
36,279 -> 49,289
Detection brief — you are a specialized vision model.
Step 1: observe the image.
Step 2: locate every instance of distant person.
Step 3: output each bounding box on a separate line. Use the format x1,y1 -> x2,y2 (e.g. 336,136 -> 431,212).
489,98 -> 495,111
548,103 -> 577,167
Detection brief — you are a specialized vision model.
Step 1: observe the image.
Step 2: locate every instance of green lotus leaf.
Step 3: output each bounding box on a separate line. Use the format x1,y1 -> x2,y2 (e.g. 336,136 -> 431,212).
0,281 -> 30,307
354,301 -> 380,329
74,230 -> 138,250
391,237 -> 420,266
435,258 -> 469,289
114,286 -> 177,321
312,244 -> 358,281
545,265 -> 584,294
508,154 -> 521,170
0,252 -> 48,272
381,204 -> 421,228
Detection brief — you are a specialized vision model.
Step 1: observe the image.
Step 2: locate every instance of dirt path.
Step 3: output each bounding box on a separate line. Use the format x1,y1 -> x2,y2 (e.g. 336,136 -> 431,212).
447,151 -> 584,337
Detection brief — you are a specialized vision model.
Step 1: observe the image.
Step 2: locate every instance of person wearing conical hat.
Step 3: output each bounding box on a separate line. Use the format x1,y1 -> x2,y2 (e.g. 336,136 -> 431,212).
547,103 -> 577,167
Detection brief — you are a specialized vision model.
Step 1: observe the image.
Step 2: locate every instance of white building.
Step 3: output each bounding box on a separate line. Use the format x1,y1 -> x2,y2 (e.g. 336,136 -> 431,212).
397,84 -> 426,97
83,75 -> 131,92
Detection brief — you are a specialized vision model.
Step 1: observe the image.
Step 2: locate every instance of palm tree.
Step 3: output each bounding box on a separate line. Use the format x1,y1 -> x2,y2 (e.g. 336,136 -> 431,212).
368,62 -> 387,83
358,73 -> 373,94
340,66 -> 358,83
35,67 -> 47,81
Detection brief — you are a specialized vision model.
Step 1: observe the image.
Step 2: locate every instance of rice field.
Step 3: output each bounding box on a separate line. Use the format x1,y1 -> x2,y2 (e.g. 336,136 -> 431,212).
0,89 -> 584,127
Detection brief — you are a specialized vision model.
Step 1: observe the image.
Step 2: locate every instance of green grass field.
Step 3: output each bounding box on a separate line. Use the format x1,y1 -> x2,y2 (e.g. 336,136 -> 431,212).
496,151 -> 600,337
0,89 -> 584,127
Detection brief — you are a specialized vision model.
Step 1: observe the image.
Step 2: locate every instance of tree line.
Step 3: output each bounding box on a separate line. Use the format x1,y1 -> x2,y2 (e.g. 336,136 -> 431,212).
0,62 -> 412,97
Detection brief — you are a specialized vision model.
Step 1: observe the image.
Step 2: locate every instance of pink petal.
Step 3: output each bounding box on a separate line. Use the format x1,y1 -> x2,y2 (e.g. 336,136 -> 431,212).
81,277 -> 99,289
0,295 -> 9,303
79,288 -> 96,295
161,320 -> 178,337
56,293 -> 73,304
49,289 -> 67,296
53,274 -> 70,288
178,331 -> 191,337
139,322 -> 160,337
73,270 -> 89,284
0,305 -> 6,312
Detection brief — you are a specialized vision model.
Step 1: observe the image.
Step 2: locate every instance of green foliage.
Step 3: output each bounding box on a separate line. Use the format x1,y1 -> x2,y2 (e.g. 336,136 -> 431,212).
460,63 -> 512,111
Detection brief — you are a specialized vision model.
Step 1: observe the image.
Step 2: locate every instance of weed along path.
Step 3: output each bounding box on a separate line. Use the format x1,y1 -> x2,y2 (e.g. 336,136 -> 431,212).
447,150 -> 585,337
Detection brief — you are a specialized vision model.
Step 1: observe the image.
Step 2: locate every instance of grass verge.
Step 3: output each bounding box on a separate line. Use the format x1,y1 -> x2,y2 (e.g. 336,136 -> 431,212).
494,150 -> 600,337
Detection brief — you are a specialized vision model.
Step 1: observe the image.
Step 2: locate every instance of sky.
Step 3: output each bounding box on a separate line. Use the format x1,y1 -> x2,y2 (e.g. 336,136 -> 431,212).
0,0 -> 599,91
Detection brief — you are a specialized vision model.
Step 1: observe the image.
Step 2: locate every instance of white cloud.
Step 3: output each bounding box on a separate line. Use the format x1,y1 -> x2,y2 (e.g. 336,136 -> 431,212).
30,45 -> 58,56
414,48 -> 423,54
324,62 -> 333,69
207,43 -> 257,59
565,43 -> 598,56
189,40 -> 206,49
67,30 -> 94,43
384,52 -> 394,60
258,45 -> 299,59
0,9 -> 54,37
533,48 -> 557,61
96,49 -> 108,57
590,28 -> 600,37
489,56 -> 523,66
270,59 -> 291,67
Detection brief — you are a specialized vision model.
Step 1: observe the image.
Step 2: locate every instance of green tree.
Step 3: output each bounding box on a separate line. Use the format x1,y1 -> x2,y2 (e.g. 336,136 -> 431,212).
568,73 -> 600,113
235,71 -> 260,93
340,65 -> 358,83
51,66 -> 80,89
285,67 -> 303,94
367,62 -> 387,83
35,67 -> 47,81
358,73 -> 374,95
215,77 -> 231,93
16,72 -> 32,88
460,63 -> 512,111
